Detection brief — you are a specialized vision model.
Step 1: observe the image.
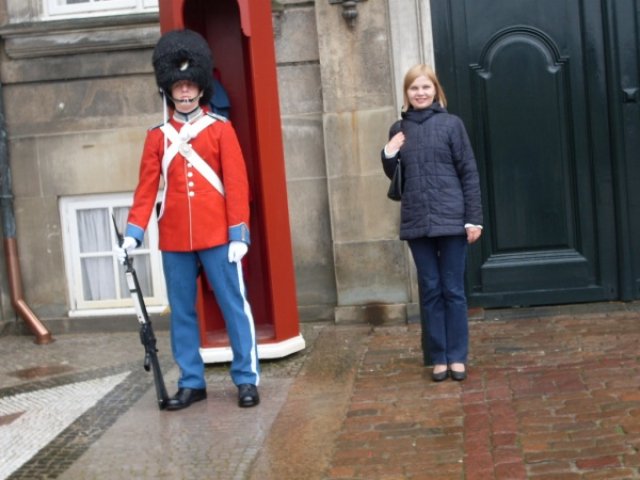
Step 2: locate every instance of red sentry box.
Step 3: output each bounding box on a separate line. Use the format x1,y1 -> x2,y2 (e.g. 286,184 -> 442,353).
160,0 -> 305,363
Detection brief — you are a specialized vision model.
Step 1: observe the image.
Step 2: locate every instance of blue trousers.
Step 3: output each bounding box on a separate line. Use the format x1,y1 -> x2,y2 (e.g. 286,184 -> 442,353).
408,235 -> 469,366
162,245 -> 260,389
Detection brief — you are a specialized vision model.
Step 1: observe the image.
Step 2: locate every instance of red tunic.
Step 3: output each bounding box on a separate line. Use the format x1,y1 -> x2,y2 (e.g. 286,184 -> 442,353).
126,113 -> 250,251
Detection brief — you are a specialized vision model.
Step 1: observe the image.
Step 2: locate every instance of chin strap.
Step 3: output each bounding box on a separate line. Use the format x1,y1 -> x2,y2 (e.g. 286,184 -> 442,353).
162,91 -> 169,155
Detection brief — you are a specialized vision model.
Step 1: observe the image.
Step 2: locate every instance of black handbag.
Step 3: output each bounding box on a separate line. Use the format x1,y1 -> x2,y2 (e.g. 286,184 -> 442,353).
387,159 -> 403,201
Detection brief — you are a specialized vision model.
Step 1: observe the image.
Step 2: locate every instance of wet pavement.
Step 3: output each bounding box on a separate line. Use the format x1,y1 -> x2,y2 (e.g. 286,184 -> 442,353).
1,302 -> 640,479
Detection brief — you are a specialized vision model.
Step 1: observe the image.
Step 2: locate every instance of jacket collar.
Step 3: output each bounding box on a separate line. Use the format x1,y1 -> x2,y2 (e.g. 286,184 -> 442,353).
173,106 -> 204,124
401,102 -> 446,123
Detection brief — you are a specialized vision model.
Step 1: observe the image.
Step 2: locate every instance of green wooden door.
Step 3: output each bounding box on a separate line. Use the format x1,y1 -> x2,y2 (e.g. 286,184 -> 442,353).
430,0 -> 619,307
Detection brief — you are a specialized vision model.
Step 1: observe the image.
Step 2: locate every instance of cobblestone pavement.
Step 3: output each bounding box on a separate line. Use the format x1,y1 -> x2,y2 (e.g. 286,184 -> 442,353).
1,304 -> 640,479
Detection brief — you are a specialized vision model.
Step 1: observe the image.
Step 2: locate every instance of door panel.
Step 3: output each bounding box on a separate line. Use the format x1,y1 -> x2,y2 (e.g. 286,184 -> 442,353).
603,0 -> 640,300
431,0 -> 618,307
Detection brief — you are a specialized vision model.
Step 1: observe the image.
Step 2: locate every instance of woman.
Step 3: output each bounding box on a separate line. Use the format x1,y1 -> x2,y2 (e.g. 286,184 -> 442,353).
381,64 -> 483,382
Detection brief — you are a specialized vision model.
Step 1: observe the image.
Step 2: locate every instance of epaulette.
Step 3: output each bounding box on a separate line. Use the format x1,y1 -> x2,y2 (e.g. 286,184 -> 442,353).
148,122 -> 164,131
207,112 -> 228,122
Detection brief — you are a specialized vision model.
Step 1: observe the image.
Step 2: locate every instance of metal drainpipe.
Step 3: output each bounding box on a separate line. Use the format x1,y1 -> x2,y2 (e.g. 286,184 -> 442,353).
0,82 -> 53,345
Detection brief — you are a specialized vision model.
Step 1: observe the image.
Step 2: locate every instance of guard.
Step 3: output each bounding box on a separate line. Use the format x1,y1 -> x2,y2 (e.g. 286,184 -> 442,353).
117,29 -> 260,410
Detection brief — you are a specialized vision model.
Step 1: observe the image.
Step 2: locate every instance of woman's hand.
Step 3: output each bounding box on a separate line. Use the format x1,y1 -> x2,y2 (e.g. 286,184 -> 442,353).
386,132 -> 405,155
466,226 -> 482,244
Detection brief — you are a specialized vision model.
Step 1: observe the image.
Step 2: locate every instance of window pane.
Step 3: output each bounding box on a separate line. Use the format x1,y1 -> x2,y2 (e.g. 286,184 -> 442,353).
78,208 -> 111,253
118,255 -> 154,298
82,257 -> 116,300
112,206 -> 151,249
47,0 -> 152,18
134,255 -> 153,294
113,206 -> 130,243
58,0 -> 133,4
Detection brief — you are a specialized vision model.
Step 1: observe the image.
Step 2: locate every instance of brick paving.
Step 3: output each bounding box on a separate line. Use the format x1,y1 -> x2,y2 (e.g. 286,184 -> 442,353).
323,310 -> 640,480
0,305 -> 639,479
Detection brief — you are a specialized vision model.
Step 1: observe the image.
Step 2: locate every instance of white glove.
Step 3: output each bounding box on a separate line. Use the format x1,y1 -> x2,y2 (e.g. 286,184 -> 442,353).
228,241 -> 248,263
117,236 -> 137,264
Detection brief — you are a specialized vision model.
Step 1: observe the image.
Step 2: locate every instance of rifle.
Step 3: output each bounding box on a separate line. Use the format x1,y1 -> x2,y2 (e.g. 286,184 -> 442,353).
112,215 -> 169,410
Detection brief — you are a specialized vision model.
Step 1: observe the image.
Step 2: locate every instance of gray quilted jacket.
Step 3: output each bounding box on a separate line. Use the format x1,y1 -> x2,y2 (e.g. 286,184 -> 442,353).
381,103 -> 483,240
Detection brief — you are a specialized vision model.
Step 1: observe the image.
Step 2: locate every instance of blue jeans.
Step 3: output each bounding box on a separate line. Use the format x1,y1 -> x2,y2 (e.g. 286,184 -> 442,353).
162,245 -> 260,389
408,235 -> 469,366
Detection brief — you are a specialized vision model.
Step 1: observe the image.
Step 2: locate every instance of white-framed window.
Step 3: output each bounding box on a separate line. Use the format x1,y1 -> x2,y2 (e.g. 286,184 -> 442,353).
60,192 -> 167,317
45,0 -> 158,19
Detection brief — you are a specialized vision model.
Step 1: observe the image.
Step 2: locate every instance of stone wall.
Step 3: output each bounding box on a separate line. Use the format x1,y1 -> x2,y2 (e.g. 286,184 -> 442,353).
274,1 -> 336,322
313,0 -> 411,324
0,9 -> 161,320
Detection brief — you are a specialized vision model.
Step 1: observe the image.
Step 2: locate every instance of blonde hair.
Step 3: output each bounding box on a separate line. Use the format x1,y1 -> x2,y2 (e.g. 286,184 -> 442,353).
402,64 -> 447,111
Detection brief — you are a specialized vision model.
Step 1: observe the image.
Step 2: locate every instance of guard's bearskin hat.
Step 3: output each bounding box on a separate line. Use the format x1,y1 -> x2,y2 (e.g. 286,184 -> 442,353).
152,29 -> 214,106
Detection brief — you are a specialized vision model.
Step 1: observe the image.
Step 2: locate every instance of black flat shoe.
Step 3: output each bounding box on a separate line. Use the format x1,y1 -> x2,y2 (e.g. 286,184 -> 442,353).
165,387 -> 207,411
450,369 -> 467,382
431,369 -> 449,382
237,384 -> 260,408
